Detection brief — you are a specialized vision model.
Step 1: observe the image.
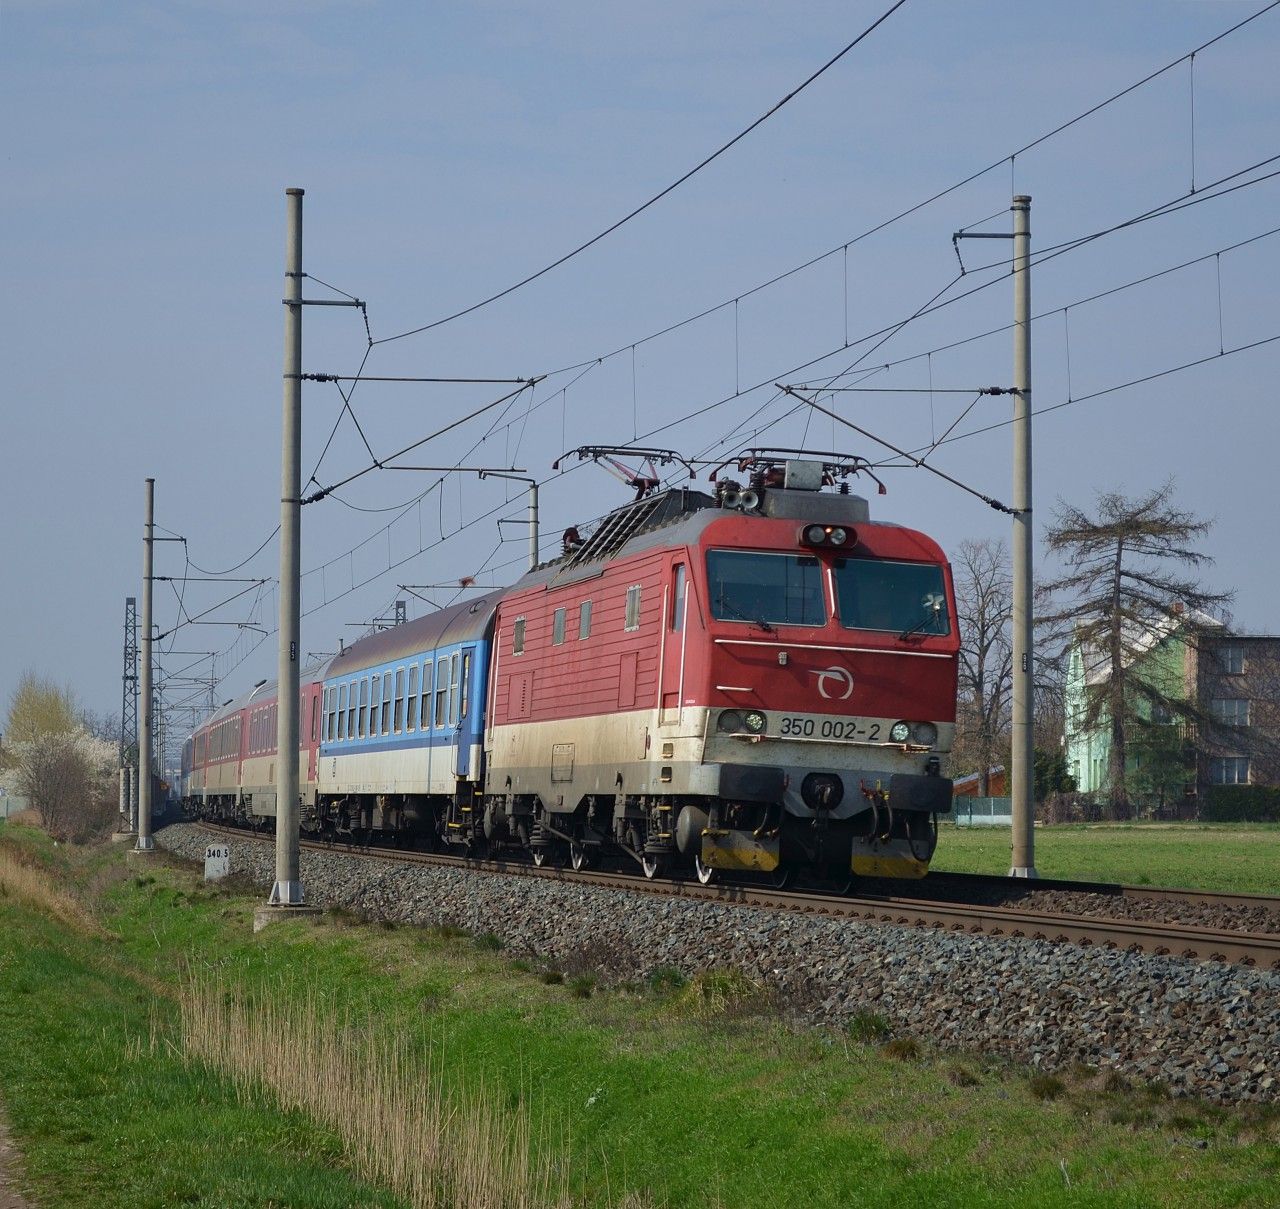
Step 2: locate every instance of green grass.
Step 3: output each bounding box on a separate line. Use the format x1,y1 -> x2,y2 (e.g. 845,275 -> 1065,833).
1,826 -> 1278,1207
934,821 -> 1280,894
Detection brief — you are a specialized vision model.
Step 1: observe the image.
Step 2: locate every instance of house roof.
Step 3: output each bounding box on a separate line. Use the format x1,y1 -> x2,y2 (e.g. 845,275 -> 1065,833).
1074,607 -> 1224,687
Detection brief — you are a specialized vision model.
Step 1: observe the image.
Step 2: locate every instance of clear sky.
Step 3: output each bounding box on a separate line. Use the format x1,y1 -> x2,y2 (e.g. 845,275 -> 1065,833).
2,1 -> 1277,743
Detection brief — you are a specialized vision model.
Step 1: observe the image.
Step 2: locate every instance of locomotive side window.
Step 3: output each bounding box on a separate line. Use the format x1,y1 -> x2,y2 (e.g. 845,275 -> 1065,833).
407,665 -> 419,731
625,585 -> 642,631
579,600 -> 592,639
706,551 -> 824,626
552,607 -> 566,646
833,559 -> 950,636
672,565 -> 686,631
513,617 -> 526,655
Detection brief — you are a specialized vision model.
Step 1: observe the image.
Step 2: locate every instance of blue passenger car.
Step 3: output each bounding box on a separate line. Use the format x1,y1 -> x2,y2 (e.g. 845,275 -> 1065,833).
315,591 -> 502,838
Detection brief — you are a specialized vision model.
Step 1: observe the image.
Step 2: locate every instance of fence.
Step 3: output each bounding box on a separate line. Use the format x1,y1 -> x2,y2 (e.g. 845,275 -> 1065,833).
951,796 -> 1012,826
0,793 -> 30,820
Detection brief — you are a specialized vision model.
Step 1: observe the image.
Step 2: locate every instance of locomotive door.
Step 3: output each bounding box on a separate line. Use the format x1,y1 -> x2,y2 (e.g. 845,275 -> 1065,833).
659,560 -> 689,726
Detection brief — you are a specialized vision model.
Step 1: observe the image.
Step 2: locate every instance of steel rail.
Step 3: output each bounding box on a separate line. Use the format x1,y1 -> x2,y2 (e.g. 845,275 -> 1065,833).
192,822 -> 1280,969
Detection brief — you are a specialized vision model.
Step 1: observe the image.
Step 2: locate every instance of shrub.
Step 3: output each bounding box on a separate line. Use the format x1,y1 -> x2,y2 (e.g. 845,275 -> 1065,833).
1201,785 -> 1280,823
473,932 -> 504,951
1029,1073 -> 1066,1101
668,969 -> 765,1018
846,1010 -> 891,1043
881,1037 -> 921,1062
540,970 -> 564,985
567,975 -> 596,999
646,967 -> 687,994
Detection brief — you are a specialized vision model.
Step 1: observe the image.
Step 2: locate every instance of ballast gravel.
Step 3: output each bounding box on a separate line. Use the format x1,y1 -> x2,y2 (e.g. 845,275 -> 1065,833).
156,824 -> 1279,1105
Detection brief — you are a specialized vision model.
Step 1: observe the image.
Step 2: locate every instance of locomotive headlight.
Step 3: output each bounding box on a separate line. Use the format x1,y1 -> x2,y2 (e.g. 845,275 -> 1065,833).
829,526 -> 849,546
889,721 -> 911,743
743,710 -> 767,734
803,524 -> 827,545
717,709 -> 744,734
910,721 -> 938,747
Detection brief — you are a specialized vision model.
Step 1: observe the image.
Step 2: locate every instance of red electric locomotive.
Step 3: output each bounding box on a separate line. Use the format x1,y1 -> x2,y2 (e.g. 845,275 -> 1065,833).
475,451 -> 957,886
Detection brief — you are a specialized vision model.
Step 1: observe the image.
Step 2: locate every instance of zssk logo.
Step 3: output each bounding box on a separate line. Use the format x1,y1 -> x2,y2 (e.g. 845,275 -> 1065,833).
812,665 -> 854,701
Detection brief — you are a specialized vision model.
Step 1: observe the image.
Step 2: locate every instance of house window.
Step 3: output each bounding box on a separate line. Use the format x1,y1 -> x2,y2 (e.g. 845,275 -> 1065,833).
1150,700 -> 1173,725
552,607 -> 566,646
513,617 -> 526,655
579,600 -> 592,640
407,665 -> 419,731
625,585 -> 642,631
1209,756 -> 1250,785
1211,698 -> 1249,727
1219,645 -> 1245,674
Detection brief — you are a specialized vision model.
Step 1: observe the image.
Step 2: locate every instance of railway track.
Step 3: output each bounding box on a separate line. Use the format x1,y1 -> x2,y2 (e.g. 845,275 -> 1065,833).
192,822 -> 1280,970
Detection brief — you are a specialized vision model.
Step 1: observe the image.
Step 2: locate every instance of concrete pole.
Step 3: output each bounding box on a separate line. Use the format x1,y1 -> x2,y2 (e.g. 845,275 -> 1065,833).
1009,195 -> 1038,878
528,480 -> 539,571
134,478 -> 155,852
269,187 -> 305,907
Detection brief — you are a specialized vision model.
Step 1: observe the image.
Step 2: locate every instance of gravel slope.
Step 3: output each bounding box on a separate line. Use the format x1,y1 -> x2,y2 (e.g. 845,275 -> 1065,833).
157,823 -> 1280,1104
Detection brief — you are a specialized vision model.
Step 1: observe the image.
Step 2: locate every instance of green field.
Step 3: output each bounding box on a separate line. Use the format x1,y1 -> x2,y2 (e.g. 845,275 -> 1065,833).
1,820 -> 1278,1208
934,822 -> 1280,894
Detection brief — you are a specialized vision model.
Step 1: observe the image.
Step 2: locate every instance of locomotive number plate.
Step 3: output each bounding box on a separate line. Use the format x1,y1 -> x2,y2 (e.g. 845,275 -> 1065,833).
779,716 -> 881,741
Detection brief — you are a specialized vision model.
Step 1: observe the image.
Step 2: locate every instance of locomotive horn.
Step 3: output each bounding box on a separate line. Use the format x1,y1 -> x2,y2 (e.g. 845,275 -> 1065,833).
738,489 -> 761,511
720,489 -> 741,509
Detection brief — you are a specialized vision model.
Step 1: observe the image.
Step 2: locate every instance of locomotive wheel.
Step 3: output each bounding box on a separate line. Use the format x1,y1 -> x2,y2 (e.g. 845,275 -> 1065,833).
569,841 -> 592,872
693,855 -> 717,886
768,865 -> 793,890
641,852 -> 666,880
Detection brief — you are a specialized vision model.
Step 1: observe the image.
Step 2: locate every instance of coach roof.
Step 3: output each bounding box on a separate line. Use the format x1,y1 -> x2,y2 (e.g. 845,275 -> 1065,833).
326,589 -> 504,678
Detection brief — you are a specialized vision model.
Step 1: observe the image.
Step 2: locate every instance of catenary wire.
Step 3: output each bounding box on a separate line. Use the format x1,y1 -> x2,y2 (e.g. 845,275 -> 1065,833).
372,0 -> 911,345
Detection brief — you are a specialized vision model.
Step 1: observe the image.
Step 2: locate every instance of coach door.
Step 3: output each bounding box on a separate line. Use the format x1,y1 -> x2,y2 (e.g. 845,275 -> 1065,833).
452,647 -> 475,778
659,560 -> 688,726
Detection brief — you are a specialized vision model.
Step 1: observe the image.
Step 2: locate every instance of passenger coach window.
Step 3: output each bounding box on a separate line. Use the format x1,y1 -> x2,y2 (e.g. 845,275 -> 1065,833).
460,651 -> 472,719
833,559 -> 950,636
407,665 -> 419,731
706,551 -> 824,626
382,674 -> 393,734
358,680 -> 369,737
421,662 -> 433,730
435,667 -> 447,728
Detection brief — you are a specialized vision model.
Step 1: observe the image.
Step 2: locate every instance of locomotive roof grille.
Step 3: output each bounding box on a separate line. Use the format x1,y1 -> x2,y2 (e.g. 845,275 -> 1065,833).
555,488 -> 715,577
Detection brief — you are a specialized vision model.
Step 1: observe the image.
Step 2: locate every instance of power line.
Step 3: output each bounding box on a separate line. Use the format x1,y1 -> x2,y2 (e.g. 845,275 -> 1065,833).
524,1 -> 1279,387
372,0 -> 911,345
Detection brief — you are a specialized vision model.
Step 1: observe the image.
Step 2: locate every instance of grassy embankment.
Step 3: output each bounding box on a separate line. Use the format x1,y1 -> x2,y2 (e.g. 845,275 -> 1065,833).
0,819 -> 1278,1208
933,820 -> 1280,893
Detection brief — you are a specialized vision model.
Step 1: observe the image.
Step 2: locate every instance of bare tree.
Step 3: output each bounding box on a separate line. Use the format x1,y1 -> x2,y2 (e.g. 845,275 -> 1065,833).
1039,480 -> 1232,815
952,539 -> 1013,794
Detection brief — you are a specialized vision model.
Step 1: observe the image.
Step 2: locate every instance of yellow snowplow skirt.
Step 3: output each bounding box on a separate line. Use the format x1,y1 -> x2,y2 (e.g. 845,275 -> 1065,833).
852,853 -> 929,879
702,829 -> 781,873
